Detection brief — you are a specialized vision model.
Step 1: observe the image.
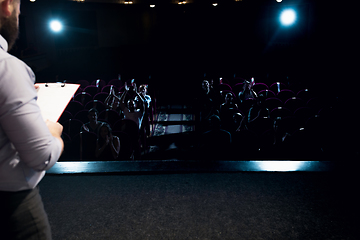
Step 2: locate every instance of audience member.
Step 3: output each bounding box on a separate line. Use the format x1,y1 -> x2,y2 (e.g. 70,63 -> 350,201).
220,92 -> 240,131
104,85 -> 121,112
238,80 -> 258,103
232,112 -> 246,133
220,92 -> 239,111
95,123 -> 120,160
135,84 -> 152,138
104,81 -> 147,159
247,95 -> 269,123
80,108 -> 106,134
196,79 -> 220,129
119,82 -> 146,130
136,84 -> 151,109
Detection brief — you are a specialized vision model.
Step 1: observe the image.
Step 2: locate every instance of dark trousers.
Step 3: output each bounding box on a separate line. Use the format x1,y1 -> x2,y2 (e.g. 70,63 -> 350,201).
0,186 -> 52,240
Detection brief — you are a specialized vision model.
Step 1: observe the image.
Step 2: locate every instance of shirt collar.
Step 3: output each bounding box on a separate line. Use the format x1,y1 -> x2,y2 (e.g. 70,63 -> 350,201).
0,35 -> 9,52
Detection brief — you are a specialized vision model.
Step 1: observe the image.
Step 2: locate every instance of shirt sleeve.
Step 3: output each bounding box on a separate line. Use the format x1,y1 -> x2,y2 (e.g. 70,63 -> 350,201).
0,57 -> 62,171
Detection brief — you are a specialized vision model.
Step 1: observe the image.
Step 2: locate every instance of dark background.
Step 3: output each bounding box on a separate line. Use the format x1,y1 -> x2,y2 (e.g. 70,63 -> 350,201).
15,0 -> 355,97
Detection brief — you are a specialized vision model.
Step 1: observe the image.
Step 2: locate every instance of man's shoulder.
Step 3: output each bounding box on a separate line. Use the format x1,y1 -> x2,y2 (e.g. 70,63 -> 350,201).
0,50 -> 34,78
0,50 -> 21,63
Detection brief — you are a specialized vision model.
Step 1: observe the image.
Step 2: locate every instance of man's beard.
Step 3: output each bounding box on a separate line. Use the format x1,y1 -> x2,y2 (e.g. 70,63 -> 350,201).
0,10 -> 19,51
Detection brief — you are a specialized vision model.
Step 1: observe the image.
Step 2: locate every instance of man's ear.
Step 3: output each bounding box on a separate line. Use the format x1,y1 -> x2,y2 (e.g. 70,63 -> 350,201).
1,0 -> 13,18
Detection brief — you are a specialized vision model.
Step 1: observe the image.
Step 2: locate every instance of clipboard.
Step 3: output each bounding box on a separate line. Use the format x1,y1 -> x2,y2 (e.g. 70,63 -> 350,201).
35,83 -> 80,122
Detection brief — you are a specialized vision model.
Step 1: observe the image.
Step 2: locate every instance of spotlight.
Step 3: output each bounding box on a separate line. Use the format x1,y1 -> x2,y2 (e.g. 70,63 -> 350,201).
49,20 -> 63,33
280,9 -> 296,26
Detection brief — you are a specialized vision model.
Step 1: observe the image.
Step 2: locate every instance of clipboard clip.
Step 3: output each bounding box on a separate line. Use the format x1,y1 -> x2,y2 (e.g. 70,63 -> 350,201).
45,82 -> 66,87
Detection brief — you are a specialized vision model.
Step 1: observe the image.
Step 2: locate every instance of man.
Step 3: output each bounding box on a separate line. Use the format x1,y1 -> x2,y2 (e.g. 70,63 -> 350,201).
137,84 -> 151,109
80,108 -> 105,134
0,0 -> 64,239
119,82 -> 146,130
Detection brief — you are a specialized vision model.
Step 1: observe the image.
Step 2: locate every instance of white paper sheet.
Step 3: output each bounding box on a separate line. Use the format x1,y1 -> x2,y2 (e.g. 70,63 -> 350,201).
35,83 -> 80,122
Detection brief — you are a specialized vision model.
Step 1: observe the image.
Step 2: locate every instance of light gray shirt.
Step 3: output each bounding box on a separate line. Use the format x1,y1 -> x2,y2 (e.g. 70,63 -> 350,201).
0,35 -> 62,192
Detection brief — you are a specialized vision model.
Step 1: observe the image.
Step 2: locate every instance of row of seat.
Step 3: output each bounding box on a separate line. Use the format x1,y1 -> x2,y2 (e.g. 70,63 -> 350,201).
75,79 -> 123,92
219,81 -> 303,95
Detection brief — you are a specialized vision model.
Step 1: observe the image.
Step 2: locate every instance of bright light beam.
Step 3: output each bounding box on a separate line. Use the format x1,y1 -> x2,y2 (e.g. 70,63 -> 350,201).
49,20 -> 63,33
280,9 -> 296,26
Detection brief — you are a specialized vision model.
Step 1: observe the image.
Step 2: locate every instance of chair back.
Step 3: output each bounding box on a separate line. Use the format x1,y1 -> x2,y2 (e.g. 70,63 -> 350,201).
83,85 -> 99,97
59,111 -> 73,124
91,79 -> 106,89
75,80 -> 90,89
269,82 -> 286,94
74,109 -> 90,124
296,88 -> 312,102
84,100 -> 107,113
62,118 -> 84,138
284,97 -> 305,113
93,92 -> 109,103
73,92 -> 93,106
258,89 -> 275,99
270,107 -> 292,120
253,83 -> 269,93
232,83 -> 244,96
277,89 -> 295,102
264,97 -> 283,110
65,101 -> 84,115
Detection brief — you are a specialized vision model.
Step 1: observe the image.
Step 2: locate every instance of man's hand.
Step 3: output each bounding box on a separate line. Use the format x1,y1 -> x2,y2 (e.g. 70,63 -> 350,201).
46,120 -> 63,137
46,120 -> 64,151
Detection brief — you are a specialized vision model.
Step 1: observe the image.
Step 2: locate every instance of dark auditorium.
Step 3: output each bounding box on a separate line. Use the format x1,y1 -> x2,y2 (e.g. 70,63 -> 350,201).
1,0 -> 358,239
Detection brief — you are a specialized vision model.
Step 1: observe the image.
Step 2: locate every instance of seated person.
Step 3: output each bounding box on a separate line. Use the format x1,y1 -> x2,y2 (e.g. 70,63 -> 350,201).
247,95 -> 269,123
220,92 -> 240,131
221,92 -> 238,109
96,123 -> 120,160
196,80 -> 220,131
80,108 -> 106,134
238,80 -> 258,103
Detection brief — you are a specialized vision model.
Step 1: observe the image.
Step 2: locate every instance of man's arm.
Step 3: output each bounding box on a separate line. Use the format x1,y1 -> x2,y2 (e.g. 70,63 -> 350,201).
134,85 -> 146,112
0,58 -> 63,171
110,135 -> 120,159
46,120 -> 64,154
105,87 -> 121,108
119,83 -> 129,111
